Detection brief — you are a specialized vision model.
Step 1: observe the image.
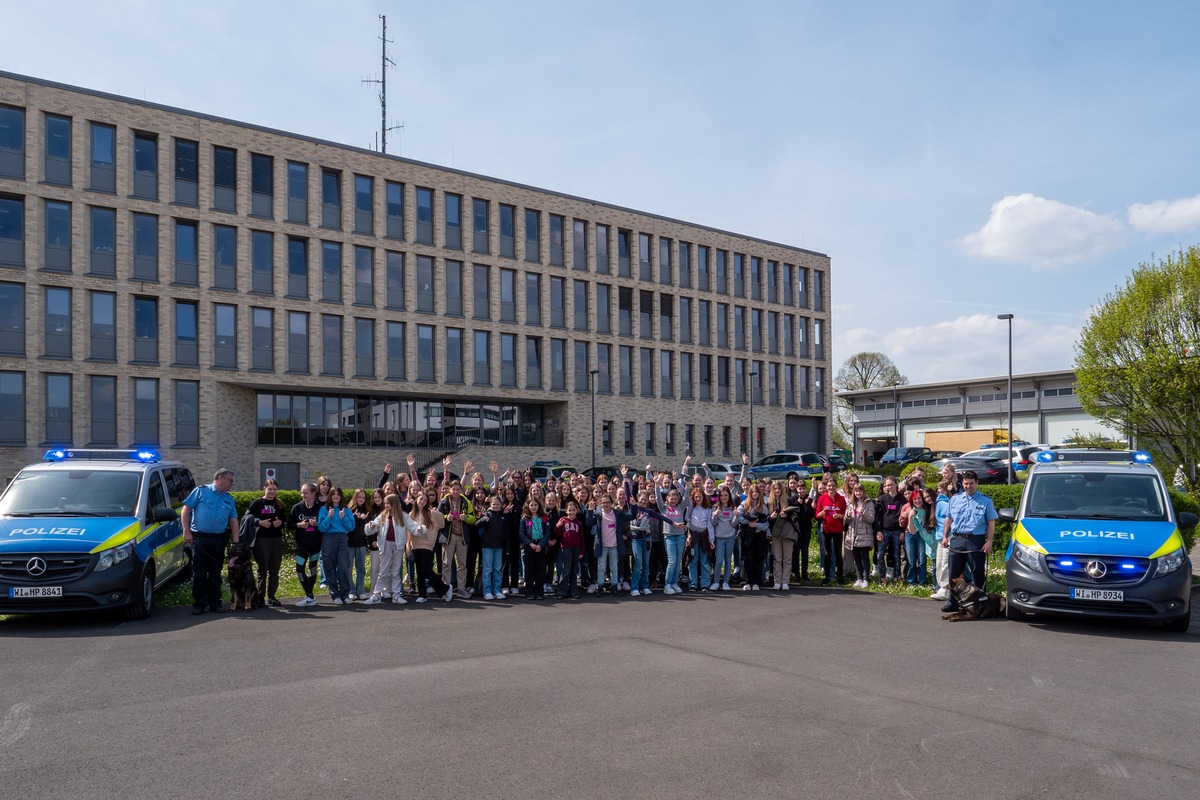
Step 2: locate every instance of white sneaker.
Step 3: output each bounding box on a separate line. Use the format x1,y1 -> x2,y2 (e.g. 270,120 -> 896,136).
663,585 -> 676,595
743,584 -> 752,591
483,593 -> 495,601
930,589 -> 948,601
392,596 -> 408,605
708,582 -> 719,591
381,591 -> 392,600
295,596 -> 316,607
364,595 -> 382,605
630,589 -> 640,597
415,596 -> 427,603
781,583 -> 789,591
443,587 -> 454,603
642,586 -> 652,594
751,584 -> 761,591
772,583 -> 782,590
501,588 -> 510,595
722,583 -> 731,591
347,593 -> 358,601
331,597 -> 344,605
587,584 -> 597,595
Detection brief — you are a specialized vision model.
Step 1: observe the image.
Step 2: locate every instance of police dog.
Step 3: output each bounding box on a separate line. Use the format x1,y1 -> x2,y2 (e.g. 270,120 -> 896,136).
226,541 -> 261,611
941,577 -> 1005,621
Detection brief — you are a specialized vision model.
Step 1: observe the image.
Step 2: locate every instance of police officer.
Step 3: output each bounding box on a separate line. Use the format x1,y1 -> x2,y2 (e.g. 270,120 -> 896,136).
940,469 -> 998,612
181,468 -> 240,614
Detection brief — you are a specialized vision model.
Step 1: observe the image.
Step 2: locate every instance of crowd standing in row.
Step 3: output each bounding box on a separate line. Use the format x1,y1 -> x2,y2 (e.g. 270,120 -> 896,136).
202,454 -> 996,614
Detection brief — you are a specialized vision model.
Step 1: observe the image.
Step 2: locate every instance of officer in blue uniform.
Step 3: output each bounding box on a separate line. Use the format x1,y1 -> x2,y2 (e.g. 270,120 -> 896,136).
181,469 -> 240,614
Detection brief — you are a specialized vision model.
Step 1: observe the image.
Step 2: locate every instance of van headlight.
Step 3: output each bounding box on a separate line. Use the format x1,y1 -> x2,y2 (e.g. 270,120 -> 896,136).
1012,541 -> 1044,574
94,542 -> 134,572
1154,547 -> 1186,577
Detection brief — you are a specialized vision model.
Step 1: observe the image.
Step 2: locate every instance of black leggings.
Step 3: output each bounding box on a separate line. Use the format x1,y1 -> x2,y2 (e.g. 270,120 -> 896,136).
852,546 -> 872,581
412,548 -> 449,599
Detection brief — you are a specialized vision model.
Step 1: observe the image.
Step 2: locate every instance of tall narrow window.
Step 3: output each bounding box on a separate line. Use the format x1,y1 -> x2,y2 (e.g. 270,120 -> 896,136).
417,324 -> 435,381
212,146 -> 237,212
287,311 -> 309,373
573,280 -> 589,331
619,287 -> 633,336
174,219 -> 198,285
640,348 -> 654,396
658,237 -> 672,285
132,213 -> 158,281
43,200 -> 71,272
500,269 -> 516,322
213,303 -> 237,369
660,351 -> 674,398
524,209 -> 540,262
132,132 -> 158,199
617,229 -> 631,277
132,296 -> 158,363
355,318 -> 375,378
473,264 -> 490,320
174,139 -> 198,206
473,330 -> 491,385
549,214 -> 564,265
699,300 -> 710,346
132,378 -> 159,445
385,251 -> 405,309
499,204 -> 515,258
90,122 -> 115,192
212,224 -> 237,290
619,346 -> 633,395
767,260 -> 778,303
446,327 -> 464,383
415,187 -> 434,244
698,246 -> 709,291
0,106 -> 25,180
321,241 -> 342,302
500,334 -> 517,386
659,295 -> 674,342
639,233 -> 652,281
251,153 -> 273,217
573,341 -> 589,393
251,307 -> 273,371
716,250 -> 728,294
88,290 -> 115,361
287,161 -> 308,222
175,380 -> 200,447
287,237 -> 308,298
385,180 -> 404,238
446,260 -> 463,316
174,299 -> 197,366
572,219 -> 586,270
472,198 -> 489,253
640,290 -> 654,339
0,371 -> 25,445
89,206 -> 115,276
44,287 -> 72,359
251,230 -> 273,294
550,277 -> 565,327
444,193 -> 462,249
596,284 -> 611,333
750,256 -> 762,300
354,174 -> 373,233
596,223 -> 610,274
44,113 -> 72,185
0,282 -> 24,356
525,336 -> 542,388
386,321 -> 405,379
89,375 -> 116,446
526,273 -> 541,325
679,241 -> 691,288
321,168 -> 341,228
699,354 -> 712,400
416,255 -> 435,313
321,315 -> 343,376
596,344 -> 611,393
679,296 -> 691,344
798,267 -> 809,308
550,338 -> 566,389
354,246 -> 374,306
733,254 -> 745,297
814,270 -> 825,311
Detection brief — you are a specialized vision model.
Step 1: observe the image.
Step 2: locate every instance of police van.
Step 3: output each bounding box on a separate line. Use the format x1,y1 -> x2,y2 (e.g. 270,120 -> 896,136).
0,448 -> 195,619
1001,449 -> 1196,632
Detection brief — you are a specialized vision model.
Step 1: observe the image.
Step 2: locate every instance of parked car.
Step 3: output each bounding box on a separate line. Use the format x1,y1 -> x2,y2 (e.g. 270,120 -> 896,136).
879,447 -> 935,466
748,451 -> 824,481
929,456 -> 1008,484
581,466 -> 623,480
529,461 -> 578,482
703,461 -> 743,482
820,455 -> 848,473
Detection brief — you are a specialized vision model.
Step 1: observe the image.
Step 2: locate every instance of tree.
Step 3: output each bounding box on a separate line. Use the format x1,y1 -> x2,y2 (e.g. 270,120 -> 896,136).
1075,246 -> 1200,494
833,352 -> 908,452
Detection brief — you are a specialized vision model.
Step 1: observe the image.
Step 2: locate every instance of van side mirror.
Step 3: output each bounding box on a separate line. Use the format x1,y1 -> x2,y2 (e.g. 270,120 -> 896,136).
1178,511 -> 1198,530
998,508 -> 1017,523
153,507 -> 179,523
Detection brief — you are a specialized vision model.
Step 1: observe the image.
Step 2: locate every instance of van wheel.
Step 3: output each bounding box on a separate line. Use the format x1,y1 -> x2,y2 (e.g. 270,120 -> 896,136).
1162,610 -> 1191,633
126,563 -> 156,621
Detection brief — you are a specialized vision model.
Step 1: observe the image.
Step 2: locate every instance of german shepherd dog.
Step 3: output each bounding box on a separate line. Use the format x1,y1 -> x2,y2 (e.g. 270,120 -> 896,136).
942,577 -> 1006,621
226,541 -> 262,611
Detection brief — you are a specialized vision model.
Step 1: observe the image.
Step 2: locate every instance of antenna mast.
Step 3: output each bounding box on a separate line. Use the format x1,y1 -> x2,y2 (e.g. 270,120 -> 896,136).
362,15 -> 403,153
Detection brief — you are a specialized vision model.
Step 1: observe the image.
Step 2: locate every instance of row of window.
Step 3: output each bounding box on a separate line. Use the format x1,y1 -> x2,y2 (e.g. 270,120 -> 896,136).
854,387 -> 1075,412
0,105 -> 827,306
0,275 -> 826,367
0,371 -> 194,448
598,420 -> 764,460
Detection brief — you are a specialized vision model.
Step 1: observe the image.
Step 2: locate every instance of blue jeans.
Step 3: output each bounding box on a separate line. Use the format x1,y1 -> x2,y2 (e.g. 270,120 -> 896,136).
714,537 -> 736,582
349,545 -> 367,596
905,532 -> 927,584
320,534 -> 351,600
688,533 -> 712,588
629,539 -> 650,592
481,547 -> 504,596
663,533 -> 685,588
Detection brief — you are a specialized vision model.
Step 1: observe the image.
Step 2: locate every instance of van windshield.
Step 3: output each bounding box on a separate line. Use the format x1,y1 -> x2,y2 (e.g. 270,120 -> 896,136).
0,470 -> 142,517
1025,472 -> 1168,522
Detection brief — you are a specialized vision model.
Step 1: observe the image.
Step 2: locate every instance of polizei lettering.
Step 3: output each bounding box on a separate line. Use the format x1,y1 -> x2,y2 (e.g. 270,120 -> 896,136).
1059,529 -> 1134,540
7,527 -> 88,537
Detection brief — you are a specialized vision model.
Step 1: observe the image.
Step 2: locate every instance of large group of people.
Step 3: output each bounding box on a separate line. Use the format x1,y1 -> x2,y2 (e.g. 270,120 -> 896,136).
208,453 -> 994,613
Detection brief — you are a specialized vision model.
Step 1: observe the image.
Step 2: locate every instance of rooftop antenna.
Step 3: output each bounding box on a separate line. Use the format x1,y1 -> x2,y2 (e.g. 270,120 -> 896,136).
362,14 -> 404,154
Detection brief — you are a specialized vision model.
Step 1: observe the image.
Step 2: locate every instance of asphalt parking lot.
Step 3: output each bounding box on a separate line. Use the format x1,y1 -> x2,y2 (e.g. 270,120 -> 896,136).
2,587 -> 1197,800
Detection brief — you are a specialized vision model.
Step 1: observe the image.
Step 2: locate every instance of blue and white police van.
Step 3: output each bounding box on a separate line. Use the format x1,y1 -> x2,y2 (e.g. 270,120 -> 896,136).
747,451 -> 824,481
0,449 -> 195,619
1001,449 -> 1196,632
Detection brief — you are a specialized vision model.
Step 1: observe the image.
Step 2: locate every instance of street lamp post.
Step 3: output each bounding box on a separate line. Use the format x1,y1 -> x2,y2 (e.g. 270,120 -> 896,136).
998,313 -> 1014,484
749,369 -> 759,463
589,369 -> 599,470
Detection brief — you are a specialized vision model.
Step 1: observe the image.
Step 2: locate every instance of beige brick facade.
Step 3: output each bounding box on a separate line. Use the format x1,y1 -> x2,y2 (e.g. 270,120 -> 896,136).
0,71 -> 832,487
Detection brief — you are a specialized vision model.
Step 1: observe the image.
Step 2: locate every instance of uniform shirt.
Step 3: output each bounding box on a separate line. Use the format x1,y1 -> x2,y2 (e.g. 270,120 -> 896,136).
946,490 -> 998,536
183,483 -> 237,535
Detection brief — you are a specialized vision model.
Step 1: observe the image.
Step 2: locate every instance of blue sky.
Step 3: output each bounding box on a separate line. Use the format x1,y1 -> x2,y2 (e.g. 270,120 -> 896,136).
5,0 -> 1199,385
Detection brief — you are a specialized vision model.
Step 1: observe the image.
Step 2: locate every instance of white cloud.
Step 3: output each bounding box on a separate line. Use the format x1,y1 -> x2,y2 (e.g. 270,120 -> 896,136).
1128,194 -> 1200,234
961,193 -> 1127,266
833,314 -> 1080,386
